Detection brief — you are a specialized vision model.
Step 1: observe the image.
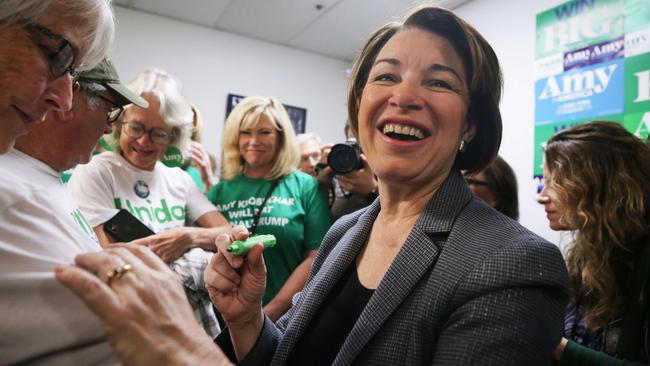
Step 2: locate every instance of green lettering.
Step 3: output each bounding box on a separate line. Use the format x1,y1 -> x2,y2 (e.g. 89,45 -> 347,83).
171,205 -> 185,220
70,209 -> 94,236
114,198 -> 122,210
136,205 -> 152,222
125,199 -> 137,218
155,199 -> 172,223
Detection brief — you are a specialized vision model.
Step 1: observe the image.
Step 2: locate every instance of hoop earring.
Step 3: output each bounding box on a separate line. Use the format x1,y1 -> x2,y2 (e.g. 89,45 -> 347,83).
458,139 -> 467,153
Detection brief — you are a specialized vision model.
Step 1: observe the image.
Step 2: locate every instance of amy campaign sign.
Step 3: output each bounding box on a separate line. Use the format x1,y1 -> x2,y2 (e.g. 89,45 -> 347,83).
535,58 -> 624,124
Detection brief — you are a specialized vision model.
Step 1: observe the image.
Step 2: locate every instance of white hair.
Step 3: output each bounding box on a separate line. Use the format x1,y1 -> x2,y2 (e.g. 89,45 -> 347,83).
107,68 -> 193,157
0,0 -> 115,70
296,133 -> 322,148
0,0 -> 53,23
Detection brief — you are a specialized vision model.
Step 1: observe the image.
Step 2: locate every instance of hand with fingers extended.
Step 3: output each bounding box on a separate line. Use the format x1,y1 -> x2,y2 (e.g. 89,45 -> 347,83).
55,244 -> 232,366
204,227 -> 268,359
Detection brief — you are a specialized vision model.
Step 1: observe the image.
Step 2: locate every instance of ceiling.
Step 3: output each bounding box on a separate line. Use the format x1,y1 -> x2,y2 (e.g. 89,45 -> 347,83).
113,0 -> 472,61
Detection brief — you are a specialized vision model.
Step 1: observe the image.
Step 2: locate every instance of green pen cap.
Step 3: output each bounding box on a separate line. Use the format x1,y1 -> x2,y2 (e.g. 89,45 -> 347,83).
226,234 -> 277,256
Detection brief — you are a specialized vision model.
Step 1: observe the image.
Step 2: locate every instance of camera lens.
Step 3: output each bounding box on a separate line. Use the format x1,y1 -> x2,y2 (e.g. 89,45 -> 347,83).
328,143 -> 361,174
107,223 -> 117,232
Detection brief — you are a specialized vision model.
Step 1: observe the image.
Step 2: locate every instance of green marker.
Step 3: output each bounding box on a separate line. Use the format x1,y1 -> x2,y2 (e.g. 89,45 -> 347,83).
226,234 -> 276,256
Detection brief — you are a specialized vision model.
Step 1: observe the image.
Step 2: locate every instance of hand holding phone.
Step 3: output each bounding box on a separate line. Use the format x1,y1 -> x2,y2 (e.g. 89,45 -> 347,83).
104,209 -> 155,243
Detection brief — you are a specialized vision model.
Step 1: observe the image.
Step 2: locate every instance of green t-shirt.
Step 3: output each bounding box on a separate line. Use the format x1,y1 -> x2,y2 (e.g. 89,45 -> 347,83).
207,170 -> 331,304
184,165 -> 206,193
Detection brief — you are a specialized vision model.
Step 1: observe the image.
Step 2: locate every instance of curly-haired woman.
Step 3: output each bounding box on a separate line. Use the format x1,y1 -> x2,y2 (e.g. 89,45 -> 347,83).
539,121 -> 650,365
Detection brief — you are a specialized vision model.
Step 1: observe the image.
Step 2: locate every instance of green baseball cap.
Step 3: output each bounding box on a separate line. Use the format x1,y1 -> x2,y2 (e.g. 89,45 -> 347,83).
78,58 -> 149,109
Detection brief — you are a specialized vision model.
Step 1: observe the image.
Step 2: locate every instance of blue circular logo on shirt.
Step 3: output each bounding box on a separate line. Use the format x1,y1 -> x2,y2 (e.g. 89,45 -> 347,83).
134,180 -> 150,198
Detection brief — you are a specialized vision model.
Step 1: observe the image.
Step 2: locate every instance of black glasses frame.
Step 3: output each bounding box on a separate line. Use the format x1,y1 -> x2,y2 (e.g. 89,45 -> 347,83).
23,20 -> 80,82
122,121 -> 176,145
97,94 -> 124,123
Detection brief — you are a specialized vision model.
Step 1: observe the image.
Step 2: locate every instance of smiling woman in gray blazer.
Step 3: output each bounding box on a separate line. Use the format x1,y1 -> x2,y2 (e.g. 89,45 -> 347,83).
206,6 -> 569,365
55,6 -> 569,366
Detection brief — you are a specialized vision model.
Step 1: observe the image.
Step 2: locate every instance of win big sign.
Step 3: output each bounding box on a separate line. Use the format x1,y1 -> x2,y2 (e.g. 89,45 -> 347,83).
536,0 -> 624,59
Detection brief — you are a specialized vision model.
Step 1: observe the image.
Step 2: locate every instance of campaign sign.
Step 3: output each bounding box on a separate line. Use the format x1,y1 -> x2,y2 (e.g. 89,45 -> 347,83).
625,27 -> 650,58
535,58 -> 624,124
534,53 -> 564,80
624,52 -> 650,114
563,37 -> 624,71
624,0 -> 650,34
623,112 -> 650,139
536,0 -> 624,59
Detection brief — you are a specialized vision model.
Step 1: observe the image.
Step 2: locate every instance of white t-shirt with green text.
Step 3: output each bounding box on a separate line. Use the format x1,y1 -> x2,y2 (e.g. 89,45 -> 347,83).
67,151 -> 221,337
68,151 -> 215,232
0,149 -> 114,365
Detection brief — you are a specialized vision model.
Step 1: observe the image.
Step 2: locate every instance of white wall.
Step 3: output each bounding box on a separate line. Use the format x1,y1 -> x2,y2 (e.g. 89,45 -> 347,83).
110,6 -> 349,158
454,0 -> 570,247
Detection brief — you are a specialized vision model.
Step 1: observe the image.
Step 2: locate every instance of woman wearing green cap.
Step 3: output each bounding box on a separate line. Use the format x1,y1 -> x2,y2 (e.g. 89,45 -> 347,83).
67,67 -> 232,338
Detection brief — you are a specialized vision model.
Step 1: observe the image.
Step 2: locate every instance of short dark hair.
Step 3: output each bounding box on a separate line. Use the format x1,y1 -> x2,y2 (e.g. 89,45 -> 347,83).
347,6 -> 503,173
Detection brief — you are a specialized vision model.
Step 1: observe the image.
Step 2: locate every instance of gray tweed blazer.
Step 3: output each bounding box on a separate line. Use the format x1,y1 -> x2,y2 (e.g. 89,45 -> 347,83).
237,170 -> 569,365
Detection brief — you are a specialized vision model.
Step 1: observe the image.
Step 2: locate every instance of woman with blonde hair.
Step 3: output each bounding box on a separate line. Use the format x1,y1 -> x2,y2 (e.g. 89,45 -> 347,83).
207,96 -> 330,321
538,121 -> 650,364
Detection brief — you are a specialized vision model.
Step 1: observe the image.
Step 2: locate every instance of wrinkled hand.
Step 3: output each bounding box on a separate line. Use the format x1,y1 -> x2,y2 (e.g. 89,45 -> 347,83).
55,244 -> 231,366
190,141 -> 217,188
204,226 -> 266,329
130,228 -> 194,263
337,154 -> 377,196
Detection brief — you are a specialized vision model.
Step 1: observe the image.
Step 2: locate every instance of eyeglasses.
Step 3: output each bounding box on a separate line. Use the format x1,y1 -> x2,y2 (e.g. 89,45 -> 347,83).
23,20 -> 80,82
122,121 -> 175,145
97,95 -> 124,123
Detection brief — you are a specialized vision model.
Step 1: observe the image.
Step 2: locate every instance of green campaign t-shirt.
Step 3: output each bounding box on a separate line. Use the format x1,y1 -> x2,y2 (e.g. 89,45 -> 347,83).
207,170 -> 331,305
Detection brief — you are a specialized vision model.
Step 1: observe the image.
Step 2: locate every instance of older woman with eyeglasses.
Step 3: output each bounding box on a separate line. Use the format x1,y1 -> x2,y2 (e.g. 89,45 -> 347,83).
0,0 -> 116,363
67,68 -> 232,338
0,0 -> 114,154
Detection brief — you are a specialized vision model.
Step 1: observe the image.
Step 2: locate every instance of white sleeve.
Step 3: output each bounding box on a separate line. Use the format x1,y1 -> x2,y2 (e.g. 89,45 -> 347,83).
67,160 -> 119,227
181,170 -> 217,224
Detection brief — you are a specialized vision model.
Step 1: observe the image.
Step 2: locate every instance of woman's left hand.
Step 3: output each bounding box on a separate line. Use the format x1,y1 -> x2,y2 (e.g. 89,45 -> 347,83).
131,228 -> 195,262
55,244 -> 231,366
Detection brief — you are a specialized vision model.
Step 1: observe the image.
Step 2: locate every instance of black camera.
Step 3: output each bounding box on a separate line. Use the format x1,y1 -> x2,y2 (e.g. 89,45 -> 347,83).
327,139 -> 363,175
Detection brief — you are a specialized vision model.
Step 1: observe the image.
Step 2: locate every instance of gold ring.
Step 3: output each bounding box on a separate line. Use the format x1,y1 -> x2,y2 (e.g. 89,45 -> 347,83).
105,263 -> 132,286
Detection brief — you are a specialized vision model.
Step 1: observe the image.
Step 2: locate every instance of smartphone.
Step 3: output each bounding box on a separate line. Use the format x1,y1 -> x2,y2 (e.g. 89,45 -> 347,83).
104,209 -> 155,242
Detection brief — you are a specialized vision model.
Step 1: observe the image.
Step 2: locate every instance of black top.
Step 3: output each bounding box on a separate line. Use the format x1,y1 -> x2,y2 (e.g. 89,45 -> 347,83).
287,263 -> 374,366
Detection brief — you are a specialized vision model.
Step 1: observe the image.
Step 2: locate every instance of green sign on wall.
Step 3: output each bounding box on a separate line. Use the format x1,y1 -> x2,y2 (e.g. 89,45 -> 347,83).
533,0 -> 650,180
